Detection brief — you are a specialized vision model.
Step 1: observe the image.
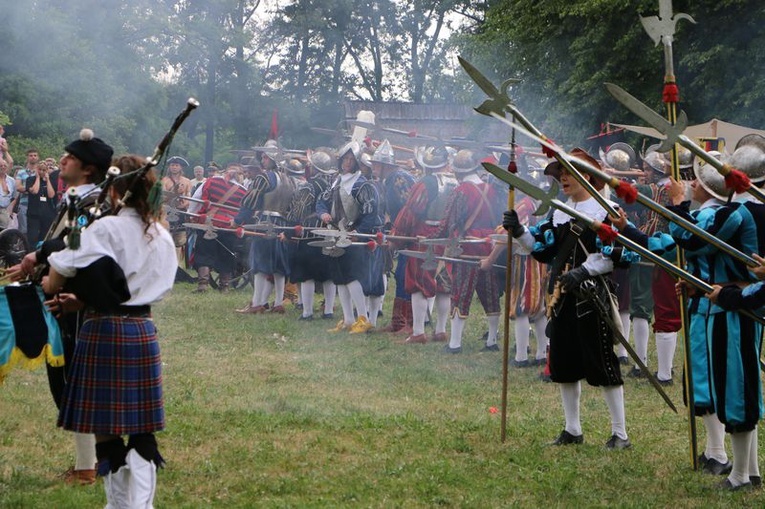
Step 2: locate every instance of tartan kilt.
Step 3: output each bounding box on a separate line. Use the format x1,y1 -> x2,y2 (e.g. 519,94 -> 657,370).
57,315 -> 164,435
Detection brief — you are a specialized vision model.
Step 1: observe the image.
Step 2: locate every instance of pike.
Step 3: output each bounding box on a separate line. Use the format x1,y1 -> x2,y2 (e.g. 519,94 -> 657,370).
397,249 -> 505,271
164,191 -> 241,213
638,0 -> 699,470
605,82 -> 765,204
183,222 -> 270,240
458,56 -> 620,220
490,113 -> 759,268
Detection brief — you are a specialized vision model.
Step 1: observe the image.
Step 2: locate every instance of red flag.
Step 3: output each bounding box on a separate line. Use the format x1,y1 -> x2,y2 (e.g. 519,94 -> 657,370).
269,109 -> 279,139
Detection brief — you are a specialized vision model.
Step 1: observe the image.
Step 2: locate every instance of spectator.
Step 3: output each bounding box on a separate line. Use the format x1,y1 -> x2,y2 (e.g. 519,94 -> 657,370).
0,159 -> 17,228
15,148 -> 41,236
25,157 -> 58,245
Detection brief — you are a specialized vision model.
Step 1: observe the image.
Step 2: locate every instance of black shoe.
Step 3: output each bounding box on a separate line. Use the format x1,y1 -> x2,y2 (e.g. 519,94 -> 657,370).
321,312 -> 334,319
703,457 -> 733,476
605,435 -> 632,450
533,357 -> 547,367
510,359 -> 530,368
750,476 -> 762,487
551,430 -> 583,445
443,345 -> 462,354
539,373 -> 552,383
618,356 -> 630,366
627,367 -> 645,378
298,315 -> 313,321
719,478 -> 751,491
655,372 -> 673,386
296,303 -> 303,310
480,344 -> 500,352
479,331 -> 488,341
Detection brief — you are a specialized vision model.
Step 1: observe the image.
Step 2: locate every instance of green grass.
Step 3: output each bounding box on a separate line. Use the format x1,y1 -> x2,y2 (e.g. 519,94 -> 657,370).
1,282 -> 764,507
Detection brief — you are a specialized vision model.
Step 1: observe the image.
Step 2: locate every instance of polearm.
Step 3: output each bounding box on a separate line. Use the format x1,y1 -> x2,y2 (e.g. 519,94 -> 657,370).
605,82 -> 764,203
482,168 -> 678,412
458,57 -> 522,442
640,0 -> 698,470
164,191 -> 241,213
458,56 -> 620,220
489,113 -> 759,268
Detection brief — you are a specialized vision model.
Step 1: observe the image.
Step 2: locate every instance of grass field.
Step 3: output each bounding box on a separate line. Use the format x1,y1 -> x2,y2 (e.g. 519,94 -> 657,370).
2,282 -> 764,507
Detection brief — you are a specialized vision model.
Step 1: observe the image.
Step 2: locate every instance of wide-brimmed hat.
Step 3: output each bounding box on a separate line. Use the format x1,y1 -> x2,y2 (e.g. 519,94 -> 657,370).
728,144 -> 765,184
599,142 -> 636,172
543,148 -> 605,191
307,148 -> 337,175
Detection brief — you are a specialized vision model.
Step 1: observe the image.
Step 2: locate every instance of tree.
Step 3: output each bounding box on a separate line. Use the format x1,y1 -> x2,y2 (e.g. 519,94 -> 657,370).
459,0 -> 765,145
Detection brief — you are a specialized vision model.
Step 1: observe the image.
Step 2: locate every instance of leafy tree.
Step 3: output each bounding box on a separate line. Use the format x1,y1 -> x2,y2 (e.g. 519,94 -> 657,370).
459,0 -> 765,145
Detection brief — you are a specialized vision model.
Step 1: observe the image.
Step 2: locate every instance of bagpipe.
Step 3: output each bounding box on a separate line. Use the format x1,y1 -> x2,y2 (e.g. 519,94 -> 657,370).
1,98 -> 199,383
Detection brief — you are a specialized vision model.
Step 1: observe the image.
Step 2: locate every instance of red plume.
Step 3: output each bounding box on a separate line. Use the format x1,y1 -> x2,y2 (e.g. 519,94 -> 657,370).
507,161 -> 518,174
375,231 -> 384,244
662,83 -> 680,103
596,223 -> 619,244
198,214 -> 207,224
366,240 -> 377,252
408,131 -> 417,137
294,225 -> 303,236
724,169 -> 751,193
614,181 -> 638,204
235,227 -> 244,239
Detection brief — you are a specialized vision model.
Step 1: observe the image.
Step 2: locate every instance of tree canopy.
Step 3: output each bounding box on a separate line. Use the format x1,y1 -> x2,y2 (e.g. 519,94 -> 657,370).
0,0 -> 761,164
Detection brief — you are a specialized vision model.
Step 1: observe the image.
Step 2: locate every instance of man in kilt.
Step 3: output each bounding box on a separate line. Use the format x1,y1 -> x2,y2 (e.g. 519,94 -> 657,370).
44,154 -> 177,507
316,140 -> 383,334
9,129 -> 114,485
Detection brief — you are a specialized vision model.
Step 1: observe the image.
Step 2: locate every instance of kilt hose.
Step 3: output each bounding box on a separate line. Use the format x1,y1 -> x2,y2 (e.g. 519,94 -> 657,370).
58,313 -> 164,436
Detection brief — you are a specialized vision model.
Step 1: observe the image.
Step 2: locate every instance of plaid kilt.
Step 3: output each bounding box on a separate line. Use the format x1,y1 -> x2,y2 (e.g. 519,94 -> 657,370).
57,314 -> 164,435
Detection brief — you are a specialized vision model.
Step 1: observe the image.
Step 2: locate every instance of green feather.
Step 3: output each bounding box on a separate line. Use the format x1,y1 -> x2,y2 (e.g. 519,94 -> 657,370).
147,180 -> 163,216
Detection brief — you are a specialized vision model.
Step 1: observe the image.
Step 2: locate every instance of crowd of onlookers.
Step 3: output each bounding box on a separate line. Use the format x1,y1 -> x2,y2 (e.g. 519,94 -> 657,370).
0,128 -> 67,247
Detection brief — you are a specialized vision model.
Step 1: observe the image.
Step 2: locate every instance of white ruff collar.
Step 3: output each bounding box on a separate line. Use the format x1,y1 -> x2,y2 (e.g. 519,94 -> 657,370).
340,171 -> 361,195
551,196 -> 615,226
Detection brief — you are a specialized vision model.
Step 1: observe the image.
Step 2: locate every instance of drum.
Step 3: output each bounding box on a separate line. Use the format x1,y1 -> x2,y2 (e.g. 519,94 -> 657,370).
0,283 -> 64,383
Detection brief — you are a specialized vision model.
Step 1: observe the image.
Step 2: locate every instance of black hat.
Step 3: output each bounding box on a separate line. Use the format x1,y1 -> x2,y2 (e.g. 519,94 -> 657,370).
167,156 -> 189,168
65,129 -> 113,172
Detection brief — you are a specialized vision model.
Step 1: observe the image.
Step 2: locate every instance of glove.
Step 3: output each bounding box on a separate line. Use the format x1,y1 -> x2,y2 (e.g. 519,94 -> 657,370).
502,210 -> 525,238
558,266 -> 590,293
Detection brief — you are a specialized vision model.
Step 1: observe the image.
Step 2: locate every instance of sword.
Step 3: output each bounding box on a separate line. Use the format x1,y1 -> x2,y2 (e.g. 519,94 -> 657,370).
489,113 -> 759,268
605,82 -> 765,204
576,281 -> 677,413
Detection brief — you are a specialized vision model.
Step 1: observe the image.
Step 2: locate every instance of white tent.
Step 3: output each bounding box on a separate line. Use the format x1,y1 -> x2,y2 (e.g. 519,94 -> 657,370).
611,118 -> 765,153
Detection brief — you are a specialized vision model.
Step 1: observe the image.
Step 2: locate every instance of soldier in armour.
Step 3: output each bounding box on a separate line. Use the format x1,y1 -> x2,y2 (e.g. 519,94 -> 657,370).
370,140 -> 415,333
235,140 -> 295,314
436,149 -> 504,353
392,145 -> 456,344
316,141 -> 383,334
287,149 -> 338,320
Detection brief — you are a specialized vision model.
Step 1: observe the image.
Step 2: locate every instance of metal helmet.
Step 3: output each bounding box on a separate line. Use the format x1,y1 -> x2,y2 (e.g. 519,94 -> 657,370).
359,152 -> 372,170
451,149 -> 480,174
308,148 -> 337,175
371,139 -> 396,166
677,145 -> 693,169
337,141 -> 362,172
285,158 -> 305,176
414,145 -> 450,171
641,144 -> 668,174
261,139 -> 280,163
728,145 -> 765,184
693,151 -> 729,200
600,142 -> 635,172
735,133 -> 765,152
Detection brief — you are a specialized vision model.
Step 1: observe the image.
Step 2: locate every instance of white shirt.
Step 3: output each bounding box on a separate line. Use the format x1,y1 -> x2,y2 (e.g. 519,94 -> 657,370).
48,207 -> 177,306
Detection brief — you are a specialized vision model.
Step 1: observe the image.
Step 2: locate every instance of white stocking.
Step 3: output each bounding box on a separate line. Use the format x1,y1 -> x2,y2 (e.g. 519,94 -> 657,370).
633,317 -> 650,367
449,314 -> 466,349
300,280 -> 315,317
434,294 -> 450,334
347,280 -> 368,320
337,284 -> 354,325
368,296 -> 383,326
702,413 -> 728,464
514,315 -> 530,362
560,382 -> 582,436
486,315 -> 499,347
602,385 -> 627,440
532,315 -> 549,360
729,430 -> 754,486
655,331 -> 677,381
411,292 -> 428,336
323,281 -> 336,314
74,432 -> 96,471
